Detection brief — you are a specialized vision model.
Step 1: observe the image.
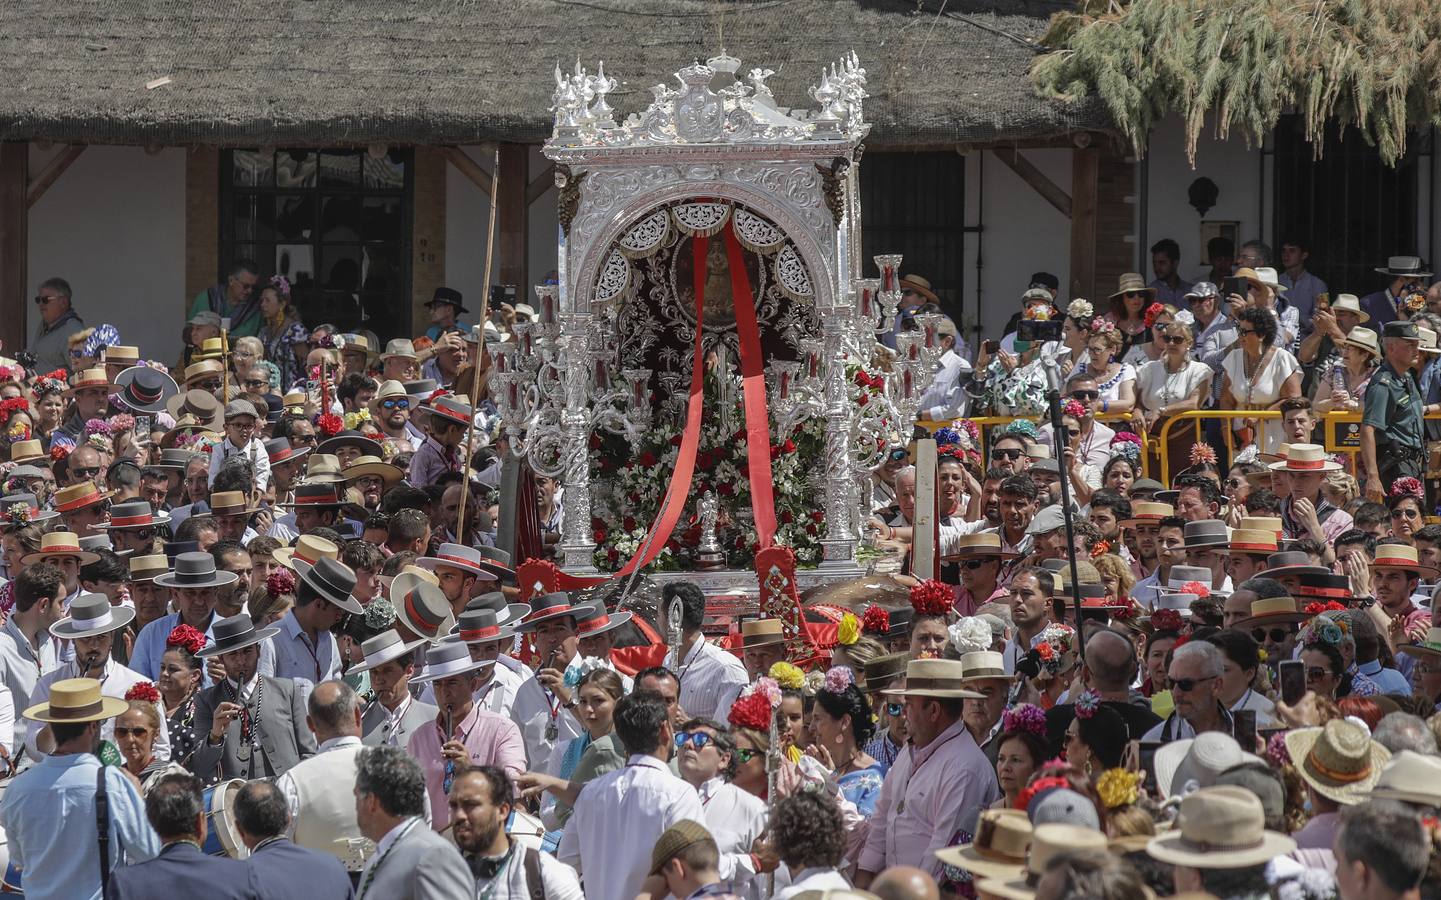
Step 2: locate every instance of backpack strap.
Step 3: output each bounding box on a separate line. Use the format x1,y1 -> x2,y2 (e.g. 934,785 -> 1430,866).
96,764 -> 111,893
524,846 -> 546,900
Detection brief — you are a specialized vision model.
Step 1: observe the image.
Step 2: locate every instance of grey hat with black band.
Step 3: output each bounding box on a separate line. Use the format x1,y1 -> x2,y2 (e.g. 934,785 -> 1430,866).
198,614 -> 280,658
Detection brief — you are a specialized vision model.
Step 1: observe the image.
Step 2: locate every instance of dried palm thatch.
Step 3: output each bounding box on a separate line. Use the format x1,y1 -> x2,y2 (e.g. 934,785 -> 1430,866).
1031,0 -> 1441,165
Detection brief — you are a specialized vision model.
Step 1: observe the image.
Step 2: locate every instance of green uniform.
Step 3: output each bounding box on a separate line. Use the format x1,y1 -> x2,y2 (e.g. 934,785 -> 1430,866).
1362,359 -> 1425,484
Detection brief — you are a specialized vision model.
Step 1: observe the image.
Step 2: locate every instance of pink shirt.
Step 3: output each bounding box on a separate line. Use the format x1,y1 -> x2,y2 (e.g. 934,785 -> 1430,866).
406,702 -> 526,829
858,718 -> 1000,878
953,584 -> 1007,617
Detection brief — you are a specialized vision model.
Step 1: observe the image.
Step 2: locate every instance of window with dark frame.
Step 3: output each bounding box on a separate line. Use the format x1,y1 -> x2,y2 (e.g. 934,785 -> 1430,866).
220,148 -> 414,340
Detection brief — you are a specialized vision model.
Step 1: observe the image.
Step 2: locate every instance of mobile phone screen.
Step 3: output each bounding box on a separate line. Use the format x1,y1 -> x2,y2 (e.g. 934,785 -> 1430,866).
1279,660 -> 1306,706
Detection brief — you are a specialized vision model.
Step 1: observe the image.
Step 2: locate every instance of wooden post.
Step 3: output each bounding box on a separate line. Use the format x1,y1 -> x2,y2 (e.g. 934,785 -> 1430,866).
913,438 -> 938,581
0,143 -> 28,355
496,143 -> 528,293
1069,147 -> 1100,302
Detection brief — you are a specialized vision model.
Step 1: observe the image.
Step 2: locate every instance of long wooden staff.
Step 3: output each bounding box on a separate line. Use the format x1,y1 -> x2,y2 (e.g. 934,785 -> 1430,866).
456,144 -> 501,545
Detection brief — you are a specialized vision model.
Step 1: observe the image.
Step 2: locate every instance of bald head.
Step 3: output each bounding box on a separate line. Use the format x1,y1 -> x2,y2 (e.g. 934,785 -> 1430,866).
1083,628 -> 1135,692
306,679 -> 362,741
872,866 -> 940,900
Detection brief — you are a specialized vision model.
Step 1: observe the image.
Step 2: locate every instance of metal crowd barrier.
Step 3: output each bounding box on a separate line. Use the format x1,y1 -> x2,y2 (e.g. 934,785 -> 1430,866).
916,414 -> 1152,477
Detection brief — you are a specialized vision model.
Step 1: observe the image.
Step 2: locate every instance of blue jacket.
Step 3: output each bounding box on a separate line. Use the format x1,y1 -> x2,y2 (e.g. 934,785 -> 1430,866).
105,841 -> 256,900
246,838 -> 355,900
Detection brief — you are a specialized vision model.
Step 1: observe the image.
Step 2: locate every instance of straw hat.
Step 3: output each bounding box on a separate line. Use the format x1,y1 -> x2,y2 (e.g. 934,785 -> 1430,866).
1343,327 -> 1382,360
942,532 -> 1019,562
882,658 -> 984,699
1108,273 -> 1156,301
1120,501 -> 1173,527
1368,750 -> 1441,807
1329,293 -> 1371,323
1396,627 -> 1441,663
1154,733 -> 1258,799
209,491 -> 260,518
899,274 -> 940,305
182,358 -> 225,387
343,455 -> 405,487
22,677 -> 128,724
935,809 -> 1031,881
737,618 -> 786,649
66,368 -> 113,394
1146,786 -> 1295,868
22,531 -> 100,566
381,339 -> 420,363
165,389 -> 224,429
1219,528 -> 1278,556
1252,266 -> 1288,296
1370,543 -> 1439,580
9,439 -> 45,465
1238,516 -> 1283,538
1285,719 -> 1391,805
958,651 -> 1008,685
976,825 -> 1110,900
126,553 -> 170,583
273,534 -> 340,573
53,482 -> 113,515
1232,596 -> 1309,631
1375,255 -> 1433,278
422,395 -> 474,428
102,345 -> 140,366
300,453 -> 346,485
1268,443 -> 1342,473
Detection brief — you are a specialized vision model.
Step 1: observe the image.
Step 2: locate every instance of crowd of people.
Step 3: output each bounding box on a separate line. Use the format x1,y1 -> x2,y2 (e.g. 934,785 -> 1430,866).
1,240 -> 1440,900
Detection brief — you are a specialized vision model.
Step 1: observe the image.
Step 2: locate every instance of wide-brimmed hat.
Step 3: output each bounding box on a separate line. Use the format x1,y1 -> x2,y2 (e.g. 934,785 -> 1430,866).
1155,732 -> 1258,799
49,592 -> 135,639
158,448 -> 199,471
1219,528 -> 1278,556
738,618 -> 787,649
380,339 -> 420,363
23,677 -> 128,724
264,437 -> 310,468
153,551 -> 239,589
347,629 -> 428,675
0,492 -> 58,527
942,532 -> 1019,562
97,501 -> 170,531
1146,786 -> 1295,868
1268,443 -> 1342,474
935,809 -> 1031,881
316,430 -> 383,459
198,614 -> 280,658
1252,266 -> 1288,296
411,640 -> 493,683
1120,501 -> 1174,527
1327,293 -> 1371,323
368,380 -> 411,416
465,591 -> 530,627
1292,572 -> 1354,603
899,274 -> 940,305
79,534 -> 126,557
279,483 -> 349,511
392,575 -> 455,641
1229,267 -> 1280,301
404,379 -> 438,401
165,389 -> 224,429
22,531 -> 101,566
1265,551 -> 1332,581
861,652 -> 908,694
1376,255 -> 1433,278
880,606 -> 912,639
209,491 -> 260,518
1371,543 -> 1439,580
958,651 -> 1008,685
1238,516 -> 1284,538
272,534 -> 340,573
300,453 -> 346,485
422,395 -> 474,429
102,345 -> 140,366
66,368 -> 113,394
427,286 -> 469,313
1397,627 -> 1441,664
181,358 -> 225,387
975,825 -> 1110,900
114,366 -> 179,413
883,658 -> 984,699
1107,272 -> 1156,302
53,482 -> 113,516
127,553 -> 170,583
575,604 -> 632,640
1181,519 -> 1229,549
1368,750 -> 1441,807
417,543 -> 496,581
299,557 -> 365,615
343,455 -> 405,487
1343,326 -> 1382,360
1286,719 -> 1391,805
1233,596 -> 1309,631
445,608 -> 516,647
515,592 -> 594,631
8,439 -> 46,465
474,546 -> 517,586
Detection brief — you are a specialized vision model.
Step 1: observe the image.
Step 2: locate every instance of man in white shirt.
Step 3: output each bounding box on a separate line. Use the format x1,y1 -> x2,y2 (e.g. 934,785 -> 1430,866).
0,563 -> 65,755
275,679 -> 374,873
510,592 -> 588,771
917,317 -> 972,421
558,689 -> 707,900
675,717 -> 766,885
423,608 -> 522,716
352,630 -> 439,748
658,582 -> 747,725
450,765 -> 584,900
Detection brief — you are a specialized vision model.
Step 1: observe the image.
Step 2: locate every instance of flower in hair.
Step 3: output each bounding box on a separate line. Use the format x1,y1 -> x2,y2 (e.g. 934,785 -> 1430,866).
106,413 -> 136,433
1174,309 -> 1195,327
754,676 -> 782,708
49,444 -> 70,461
952,418 -> 981,448
1089,318 -> 1116,334
861,605 -> 890,636
1075,688 -> 1101,720
1303,601 -> 1346,615
1062,399 -> 1086,420
124,681 -> 160,704
1067,299 -> 1094,320
949,617 -> 992,656
1267,731 -> 1292,768
910,580 -> 952,617
823,665 -> 855,694
836,612 -> 860,647
934,427 -> 960,447
343,409 -> 372,431
1015,775 -> 1073,812
269,274 -> 291,296
315,413 -> 343,437
769,661 -> 805,690
1111,431 -> 1142,449
1096,768 -> 1143,809
728,690 -> 775,731
4,503 -> 30,526
0,398 -> 29,428
165,624 -> 207,656
83,418 -> 112,438
563,655 -> 609,688
1180,581 -> 1211,599
1090,539 -> 1112,559
1151,609 -> 1183,631
1005,419 -> 1039,441
266,567 -> 296,599
363,599 -> 397,630
1142,303 -> 1165,329
1189,443 -> 1218,466
1002,703 -> 1047,739
1391,477 -> 1425,499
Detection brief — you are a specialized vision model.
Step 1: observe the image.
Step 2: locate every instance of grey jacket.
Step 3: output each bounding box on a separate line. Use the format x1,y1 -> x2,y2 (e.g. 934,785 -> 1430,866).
190,675 -> 317,780
361,697 -> 440,747
356,818 -> 472,900
27,308 -> 84,373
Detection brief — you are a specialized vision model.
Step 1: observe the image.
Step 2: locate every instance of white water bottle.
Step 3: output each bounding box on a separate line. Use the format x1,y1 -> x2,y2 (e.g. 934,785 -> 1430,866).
1331,362 -> 1347,398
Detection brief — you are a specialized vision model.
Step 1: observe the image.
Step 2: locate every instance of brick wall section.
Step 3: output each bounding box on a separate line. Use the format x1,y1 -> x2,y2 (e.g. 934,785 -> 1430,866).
184,148 -> 219,313
1094,146 -> 1135,300
411,147 -> 447,336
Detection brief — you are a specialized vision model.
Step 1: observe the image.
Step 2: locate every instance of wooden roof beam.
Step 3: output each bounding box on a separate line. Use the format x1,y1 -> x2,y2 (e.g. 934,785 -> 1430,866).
442,146 -> 493,196
27,144 -> 85,209
992,147 -> 1071,218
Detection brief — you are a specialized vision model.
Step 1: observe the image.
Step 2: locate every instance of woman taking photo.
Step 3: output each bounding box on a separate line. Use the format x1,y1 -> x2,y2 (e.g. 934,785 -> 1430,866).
1134,321 -> 1212,468
1220,307 -> 1302,454
806,666 -> 883,817
157,624 -> 206,775
258,275 -> 309,391
1312,326 -> 1380,414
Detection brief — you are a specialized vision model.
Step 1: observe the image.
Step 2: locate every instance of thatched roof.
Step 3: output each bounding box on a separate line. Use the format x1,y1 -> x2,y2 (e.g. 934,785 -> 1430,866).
0,0 -> 1111,148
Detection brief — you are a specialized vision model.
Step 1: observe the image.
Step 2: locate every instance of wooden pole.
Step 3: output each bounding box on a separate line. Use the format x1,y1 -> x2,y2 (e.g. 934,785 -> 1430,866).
913,438 -> 938,580
0,143 -> 28,356
456,144 -> 501,546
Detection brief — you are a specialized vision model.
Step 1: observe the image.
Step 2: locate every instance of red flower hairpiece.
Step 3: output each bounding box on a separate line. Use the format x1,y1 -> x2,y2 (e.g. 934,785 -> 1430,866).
910,580 -> 952,617
124,681 -> 160,704
1090,539 -> 1112,559
1015,775 -> 1073,812
1151,609 -> 1183,632
1189,443 -> 1218,466
1180,581 -> 1211,599
165,624 -> 207,656
1303,600 -> 1347,615
0,398 -> 29,427
1142,303 -> 1165,329
315,413 -> 343,436
49,444 -> 70,461
1391,477 -> 1425,500
267,568 -> 296,599
861,605 -> 890,636
727,691 -> 773,732
1062,399 -> 1086,420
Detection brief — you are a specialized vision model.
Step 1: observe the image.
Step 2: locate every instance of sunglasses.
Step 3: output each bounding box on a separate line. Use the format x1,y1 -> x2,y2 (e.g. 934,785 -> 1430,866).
1161,335 -> 1187,345
1392,508 -> 1420,519
1305,667 -> 1331,683
733,748 -> 759,764
993,448 -> 1023,461
1169,676 -> 1215,692
196,379 -> 223,391
1237,328 -> 1258,337
33,295 -> 58,306
114,727 -> 150,738
887,448 -> 908,462
674,731 -> 715,750
887,702 -> 904,717
961,558 -> 994,571
71,466 -> 101,480
1070,391 -> 1099,401
1251,627 -> 1293,643
382,398 -> 411,410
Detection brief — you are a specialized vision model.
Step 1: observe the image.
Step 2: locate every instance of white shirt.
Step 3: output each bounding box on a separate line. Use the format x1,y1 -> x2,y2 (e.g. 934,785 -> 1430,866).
918,348 -> 972,421
475,841 -> 585,900
276,734 -> 364,832
698,776 -> 767,883
0,617 -> 61,754
664,638 -> 749,725
510,670 -> 581,773
208,435 -> 272,492
776,867 -> 852,898
30,657 -> 170,761
419,662 -> 523,717
557,755 -> 707,900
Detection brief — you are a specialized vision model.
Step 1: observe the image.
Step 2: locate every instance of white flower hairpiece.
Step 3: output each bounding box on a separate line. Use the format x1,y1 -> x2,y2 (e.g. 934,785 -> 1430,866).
1067,298 -> 1094,319
562,655 -> 610,688
1173,309 -> 1196,327
949,616 -> 992,656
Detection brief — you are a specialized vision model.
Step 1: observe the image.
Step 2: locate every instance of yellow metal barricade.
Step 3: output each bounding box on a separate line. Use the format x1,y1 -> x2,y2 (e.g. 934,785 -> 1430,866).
916,413 -> 1151,477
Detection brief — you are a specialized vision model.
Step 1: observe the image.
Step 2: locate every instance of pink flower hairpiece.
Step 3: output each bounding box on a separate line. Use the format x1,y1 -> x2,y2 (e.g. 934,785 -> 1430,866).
1111,432 -> 1142,447
1189,443 -> 1218,466
1002,703 -> 1046,739
754,676 -> 782,708
1075,689 -> 1101,720
1089,318 -> 1117,334
1062,399 -> 1086,420
1391,477 -> 1424,500
823,666 -> 854,694
269,274 -> 291,297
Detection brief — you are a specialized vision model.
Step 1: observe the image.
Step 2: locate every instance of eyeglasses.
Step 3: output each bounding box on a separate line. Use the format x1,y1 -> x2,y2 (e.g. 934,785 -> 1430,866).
129,527 -> 157,541
962,558 -> 993,571
1168,675 -> 1216,692
1251,627 -> 1293,643
243,378 -> 268,389
382,398 -> 411,410
71,466 -> 101,480
33,295 -> 60,306
674,731 -> 715,750
993,448 -> 1022,461
1070,390 -> 1099,401
1237,328 -> 1258,337
887,702 -> 904,717
1225,477 -> 1246,488
1161,335 -> 1188,345
733,748 -> 759,764
1392,508 -> 1421,519
1304,667 -> 1330,683
197,379 -> 223,392
113,727 -> 150,738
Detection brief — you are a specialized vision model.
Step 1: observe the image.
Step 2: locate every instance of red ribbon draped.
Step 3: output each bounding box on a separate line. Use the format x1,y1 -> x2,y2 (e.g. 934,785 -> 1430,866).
725,226 -> 778,551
